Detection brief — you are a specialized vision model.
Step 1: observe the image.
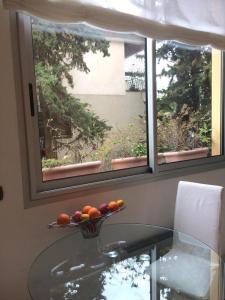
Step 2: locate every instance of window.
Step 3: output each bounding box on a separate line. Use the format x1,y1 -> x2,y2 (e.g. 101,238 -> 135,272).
17,14 -> 224,198
32,18 -> 148,180
156,41 -> 222,168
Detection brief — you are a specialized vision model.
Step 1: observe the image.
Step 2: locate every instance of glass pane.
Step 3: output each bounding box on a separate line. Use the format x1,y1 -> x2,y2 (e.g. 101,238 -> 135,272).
156,41 -> 222,165
31,18 -> 147,181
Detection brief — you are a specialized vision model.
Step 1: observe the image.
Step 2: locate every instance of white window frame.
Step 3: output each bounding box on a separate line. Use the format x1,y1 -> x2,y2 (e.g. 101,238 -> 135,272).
16,13 -> 225,202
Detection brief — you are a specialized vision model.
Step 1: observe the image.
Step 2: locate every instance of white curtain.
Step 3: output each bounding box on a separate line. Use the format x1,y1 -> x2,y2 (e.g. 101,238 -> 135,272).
3,0 -> 225,49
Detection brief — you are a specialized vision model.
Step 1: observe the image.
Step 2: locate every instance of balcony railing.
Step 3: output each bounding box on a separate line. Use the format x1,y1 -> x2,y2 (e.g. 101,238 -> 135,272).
125,78 -> 145,91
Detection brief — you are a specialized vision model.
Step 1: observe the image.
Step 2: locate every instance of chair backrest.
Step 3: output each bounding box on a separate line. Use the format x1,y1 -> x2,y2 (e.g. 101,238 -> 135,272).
174,181 -> 225,255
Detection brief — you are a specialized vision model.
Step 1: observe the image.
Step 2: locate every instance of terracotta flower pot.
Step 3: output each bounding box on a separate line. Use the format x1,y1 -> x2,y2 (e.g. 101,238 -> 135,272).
157,153 -> 166,164
111,148 -> 208,170
111,156 -> 148,170
43,161 -> 102,181
161,147 -> 209,163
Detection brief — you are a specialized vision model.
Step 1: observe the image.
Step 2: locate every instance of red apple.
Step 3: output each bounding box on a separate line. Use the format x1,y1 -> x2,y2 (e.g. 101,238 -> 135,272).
99,203 -> 109,215
72,211 -> 82,223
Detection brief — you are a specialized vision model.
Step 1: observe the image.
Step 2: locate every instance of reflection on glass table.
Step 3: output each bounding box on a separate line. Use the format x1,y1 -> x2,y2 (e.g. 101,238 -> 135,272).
28,224 -> 224,300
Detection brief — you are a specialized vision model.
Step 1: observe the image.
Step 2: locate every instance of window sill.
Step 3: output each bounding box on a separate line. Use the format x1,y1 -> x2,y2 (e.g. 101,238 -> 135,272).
26,156 -> 225,208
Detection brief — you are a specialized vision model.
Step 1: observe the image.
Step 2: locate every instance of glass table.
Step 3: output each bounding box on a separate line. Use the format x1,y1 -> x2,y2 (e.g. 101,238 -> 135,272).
28,224 -> 224,300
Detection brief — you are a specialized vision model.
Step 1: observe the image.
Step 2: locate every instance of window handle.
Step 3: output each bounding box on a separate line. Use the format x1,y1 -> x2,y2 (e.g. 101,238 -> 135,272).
0,186 -> 3,201
28,83 -> 35,116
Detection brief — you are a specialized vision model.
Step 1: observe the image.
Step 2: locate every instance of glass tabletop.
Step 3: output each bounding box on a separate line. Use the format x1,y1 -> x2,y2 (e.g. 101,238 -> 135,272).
28,224 -> 224,300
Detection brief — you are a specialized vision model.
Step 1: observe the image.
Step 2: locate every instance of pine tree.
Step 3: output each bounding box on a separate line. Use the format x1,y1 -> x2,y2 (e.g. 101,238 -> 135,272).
32,20 -> 111,160
156,41 -> 211,114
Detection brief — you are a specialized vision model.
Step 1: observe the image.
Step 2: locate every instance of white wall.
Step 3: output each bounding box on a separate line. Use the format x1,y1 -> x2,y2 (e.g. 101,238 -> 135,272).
1,5 -> 225,300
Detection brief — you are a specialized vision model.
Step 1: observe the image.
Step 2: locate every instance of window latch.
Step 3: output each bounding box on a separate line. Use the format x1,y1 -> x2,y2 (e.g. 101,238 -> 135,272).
28,83 -> 35,116
0,186 -> 3,201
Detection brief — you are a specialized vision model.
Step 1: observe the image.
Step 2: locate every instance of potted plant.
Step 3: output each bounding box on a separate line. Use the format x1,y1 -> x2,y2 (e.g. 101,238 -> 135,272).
157,107 -> 210,164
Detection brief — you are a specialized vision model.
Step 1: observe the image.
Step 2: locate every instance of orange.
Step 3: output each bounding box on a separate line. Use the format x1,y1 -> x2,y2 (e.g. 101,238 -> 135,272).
57,213 -> 70,225
88,207 -> 101,219
82,205 -> 92,214
108,201 -> 119,211
116,199 -> 124,207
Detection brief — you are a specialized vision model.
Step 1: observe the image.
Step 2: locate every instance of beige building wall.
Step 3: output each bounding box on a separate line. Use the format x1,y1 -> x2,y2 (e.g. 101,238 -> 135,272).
66,41 -> 145,129
76,92 -> 146,128
67,41 -> 126,96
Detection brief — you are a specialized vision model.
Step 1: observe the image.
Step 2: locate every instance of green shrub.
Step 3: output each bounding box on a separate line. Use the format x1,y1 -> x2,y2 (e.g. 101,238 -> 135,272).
42,158 -> 72,169
157,105 -> 211,152
88,120 -> 147,171
131,143 -> 147,157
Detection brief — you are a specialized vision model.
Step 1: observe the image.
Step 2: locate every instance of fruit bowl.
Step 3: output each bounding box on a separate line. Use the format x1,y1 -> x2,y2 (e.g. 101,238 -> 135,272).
48,203 -> 125,239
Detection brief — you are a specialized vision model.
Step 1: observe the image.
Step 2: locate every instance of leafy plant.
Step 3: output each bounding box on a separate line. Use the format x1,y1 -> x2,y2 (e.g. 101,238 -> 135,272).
88,119 -> 147,171
199,123 -> 211,145
42,158 -> 72,169
157,105 -> 211,153
131,143 -> 147,157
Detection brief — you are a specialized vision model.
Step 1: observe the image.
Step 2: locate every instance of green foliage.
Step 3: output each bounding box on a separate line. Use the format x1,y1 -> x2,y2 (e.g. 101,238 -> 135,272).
156,41 -> 212,153
199,122 -> 211,146
94,128 -> 136,170
42,158 -> 72,169
156,41 -> 211,113
32,19 -> 111,159
157,105 -> 211,152
131,143 -> 147,157
89,120 -> 147,171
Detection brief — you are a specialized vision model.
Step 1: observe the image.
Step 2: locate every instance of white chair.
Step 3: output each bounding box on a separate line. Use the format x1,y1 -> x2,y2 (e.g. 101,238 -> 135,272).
151,181 -> 225,299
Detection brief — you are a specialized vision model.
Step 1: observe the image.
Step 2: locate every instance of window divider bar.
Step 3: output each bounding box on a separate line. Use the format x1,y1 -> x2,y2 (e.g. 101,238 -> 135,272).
146,39 -> 158,173
221,52 -> 225,156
